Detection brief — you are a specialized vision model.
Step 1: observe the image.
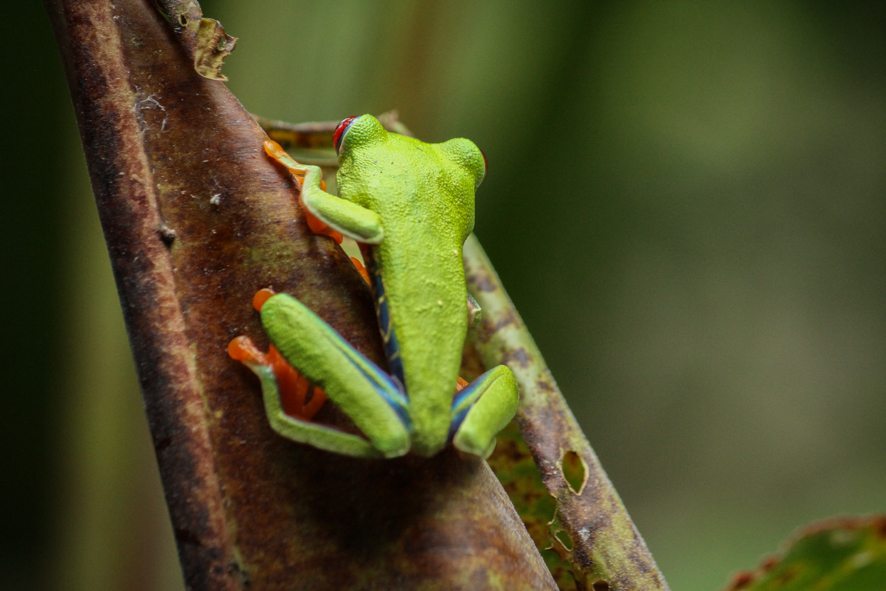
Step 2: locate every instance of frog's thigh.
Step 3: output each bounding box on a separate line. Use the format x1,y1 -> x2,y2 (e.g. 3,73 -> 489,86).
451,365 -> 519,458
261,294 -> 410,458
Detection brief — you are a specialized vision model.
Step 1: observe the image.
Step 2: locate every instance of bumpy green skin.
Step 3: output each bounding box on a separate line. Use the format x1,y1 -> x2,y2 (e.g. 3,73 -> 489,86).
255,115 -> 518,458
337,116 -> 479,453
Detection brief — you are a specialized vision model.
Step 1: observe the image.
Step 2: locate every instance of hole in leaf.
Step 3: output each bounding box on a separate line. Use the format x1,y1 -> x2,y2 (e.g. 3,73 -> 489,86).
560,449 -> 588,494
592,581 -> 611,591
553,528 -> 573,552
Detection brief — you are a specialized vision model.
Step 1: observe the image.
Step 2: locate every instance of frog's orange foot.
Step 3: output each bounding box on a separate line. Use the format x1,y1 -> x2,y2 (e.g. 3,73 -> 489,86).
228,335 -> 267,366
229,336 -> 327,421
263,139 -> 306,179
266,346 -> 327,420
252,287 -> 276,312
262,138 -> 286,158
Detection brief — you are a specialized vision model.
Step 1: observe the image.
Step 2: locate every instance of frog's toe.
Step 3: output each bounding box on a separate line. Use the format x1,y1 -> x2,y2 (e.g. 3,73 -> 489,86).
450,365 -> 519,458
227,335 -> 266,366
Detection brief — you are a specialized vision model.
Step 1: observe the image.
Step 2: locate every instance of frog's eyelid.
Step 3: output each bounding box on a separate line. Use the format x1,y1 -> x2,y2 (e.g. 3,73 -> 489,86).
333,115 -> 358,153
476,147 -> 487,187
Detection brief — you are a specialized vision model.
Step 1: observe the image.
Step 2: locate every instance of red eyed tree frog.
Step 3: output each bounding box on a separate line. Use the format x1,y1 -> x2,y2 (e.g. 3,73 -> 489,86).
228,114 -> 518,458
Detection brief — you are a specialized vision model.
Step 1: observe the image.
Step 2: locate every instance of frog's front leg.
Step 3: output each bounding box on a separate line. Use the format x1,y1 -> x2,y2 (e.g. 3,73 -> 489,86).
450,365 -> 519,458
259,293 -> 412,458
264,139 -> 383,244
264,139 -> 344,243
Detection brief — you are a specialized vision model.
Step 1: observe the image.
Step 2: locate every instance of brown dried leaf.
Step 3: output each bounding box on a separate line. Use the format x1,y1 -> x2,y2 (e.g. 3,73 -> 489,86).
193,17 -> 237,81
46,0 -> 555,588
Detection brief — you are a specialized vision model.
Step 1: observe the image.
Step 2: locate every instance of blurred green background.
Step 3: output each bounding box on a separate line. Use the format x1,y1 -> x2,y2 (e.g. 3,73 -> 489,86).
6,1 -> 885,590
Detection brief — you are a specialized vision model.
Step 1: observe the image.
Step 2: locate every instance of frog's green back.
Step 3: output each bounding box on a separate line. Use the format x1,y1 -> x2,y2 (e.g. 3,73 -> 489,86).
337,122 -> 483,455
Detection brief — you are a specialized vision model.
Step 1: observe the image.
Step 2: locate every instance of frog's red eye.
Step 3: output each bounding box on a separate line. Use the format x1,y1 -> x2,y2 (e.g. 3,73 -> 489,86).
333,115 -> 358,153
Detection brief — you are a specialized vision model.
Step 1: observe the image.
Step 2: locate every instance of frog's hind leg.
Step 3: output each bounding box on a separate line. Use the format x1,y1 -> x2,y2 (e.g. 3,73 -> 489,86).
260,293 -> 412,458
228,335 -> 323,420
243,359 -> 385,457
450,365 -> 519,458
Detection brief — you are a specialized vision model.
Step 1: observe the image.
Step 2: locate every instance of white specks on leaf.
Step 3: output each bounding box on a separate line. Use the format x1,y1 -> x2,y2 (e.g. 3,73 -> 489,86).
134,95 -> 168,132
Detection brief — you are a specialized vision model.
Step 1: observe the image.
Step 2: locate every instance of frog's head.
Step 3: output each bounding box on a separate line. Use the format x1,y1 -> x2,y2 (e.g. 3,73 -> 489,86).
333,114 -> 388,156
437,137 -> 487,190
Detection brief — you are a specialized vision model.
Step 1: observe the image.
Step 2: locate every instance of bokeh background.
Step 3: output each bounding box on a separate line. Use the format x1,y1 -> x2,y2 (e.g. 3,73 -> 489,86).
6,2 -> 885,590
